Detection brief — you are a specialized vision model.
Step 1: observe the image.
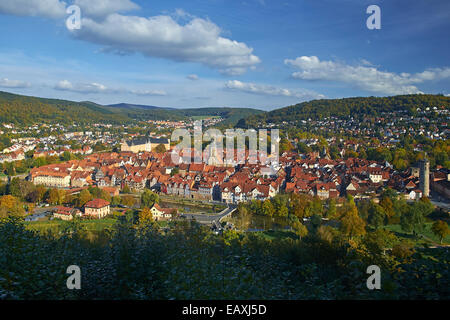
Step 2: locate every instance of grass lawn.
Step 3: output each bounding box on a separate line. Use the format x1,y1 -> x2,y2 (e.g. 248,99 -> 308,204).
157,220 -> 169,228
25,218 -> 117,234
384,222 -> 450,246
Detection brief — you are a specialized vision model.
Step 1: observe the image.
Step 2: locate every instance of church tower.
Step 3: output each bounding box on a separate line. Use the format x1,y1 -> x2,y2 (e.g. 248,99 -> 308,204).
419,156 -> 430,198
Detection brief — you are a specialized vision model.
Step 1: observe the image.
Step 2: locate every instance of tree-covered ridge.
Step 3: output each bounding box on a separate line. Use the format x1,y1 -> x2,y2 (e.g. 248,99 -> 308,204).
0,91 -> 263,126
0,91 -> 128,125
238,94 -> 450,127
104,104 -> 264,125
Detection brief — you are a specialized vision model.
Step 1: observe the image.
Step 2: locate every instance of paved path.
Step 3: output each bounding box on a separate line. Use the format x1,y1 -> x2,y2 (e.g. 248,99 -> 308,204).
180,205 -> 236,226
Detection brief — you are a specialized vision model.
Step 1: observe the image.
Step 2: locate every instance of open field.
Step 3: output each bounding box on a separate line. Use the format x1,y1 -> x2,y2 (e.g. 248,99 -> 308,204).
25,218 -> 118,234
383,222 -> 450,246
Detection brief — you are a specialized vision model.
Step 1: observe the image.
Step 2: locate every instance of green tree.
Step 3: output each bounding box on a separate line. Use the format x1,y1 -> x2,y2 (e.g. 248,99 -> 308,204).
326,198 -> 337,218
111,196 -> 122,206
140,189 -> 159,208
431,220 -> 449,244
154,143 -> 166,154
368,202 -> 386,229
400,202 -> 427,236
8,178 -> 35,200
122,184 -> 131,194
261,199 -> 274,217
310,214 -> 322,230
363,229 -> 397,256
78,189 -> 93,207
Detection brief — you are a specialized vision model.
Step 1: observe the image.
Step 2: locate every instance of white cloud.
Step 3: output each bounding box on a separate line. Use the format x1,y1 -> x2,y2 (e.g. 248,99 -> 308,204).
0,2 -> 260,75
72,13 -> 261,75
74,0 -> 139,19
172,8 -> 195,21
54,80 -> 166,96
187,74 -> 199,81
55,80 -> 110,93
0,78 -> 31,88
285,56 -> 450,95
225,80 -> 325,100
129,89 -> 167,96
0,0 -> 140,19
0,0 -> 66,19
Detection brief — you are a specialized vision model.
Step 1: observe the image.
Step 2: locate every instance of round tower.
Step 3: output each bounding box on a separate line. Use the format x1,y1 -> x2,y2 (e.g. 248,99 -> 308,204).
419,157 -> 430,198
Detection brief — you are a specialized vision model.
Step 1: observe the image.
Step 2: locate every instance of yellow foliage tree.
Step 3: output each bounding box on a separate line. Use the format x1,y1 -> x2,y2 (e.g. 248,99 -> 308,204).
139,207 -> 153,224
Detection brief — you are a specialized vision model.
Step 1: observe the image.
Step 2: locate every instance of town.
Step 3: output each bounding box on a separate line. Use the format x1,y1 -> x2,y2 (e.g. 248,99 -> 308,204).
0,115 -> 447,226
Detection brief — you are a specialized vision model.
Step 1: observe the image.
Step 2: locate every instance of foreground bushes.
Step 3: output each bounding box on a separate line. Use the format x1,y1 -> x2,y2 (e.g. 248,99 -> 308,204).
0,217 -> 448,300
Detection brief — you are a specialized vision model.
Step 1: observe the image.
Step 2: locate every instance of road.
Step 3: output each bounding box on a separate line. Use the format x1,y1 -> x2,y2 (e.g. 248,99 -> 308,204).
180,205 -> 236,226
25,206 -> 56,221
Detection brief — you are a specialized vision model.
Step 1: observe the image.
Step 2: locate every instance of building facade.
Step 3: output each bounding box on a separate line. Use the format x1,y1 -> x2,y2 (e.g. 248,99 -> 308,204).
84,199 -> 110,219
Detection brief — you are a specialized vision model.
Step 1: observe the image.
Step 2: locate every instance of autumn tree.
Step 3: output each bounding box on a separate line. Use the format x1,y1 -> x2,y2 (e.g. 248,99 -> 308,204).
237,204 -> 252,230
290,194 -> 308,219
154,143 -> 166,154
0,195 -> 18,209
121,195 -> 136,208
46,188 -> 64,205
291,220 -> 308,239
0,195 -> 25,217
262,199 -> 275,217
379,196 -> 394,220
316,225 -> 335,243
139,207 -> 153,224
431,220 -> 449,244
78,189 -> 93,207
339,196 -> 366,239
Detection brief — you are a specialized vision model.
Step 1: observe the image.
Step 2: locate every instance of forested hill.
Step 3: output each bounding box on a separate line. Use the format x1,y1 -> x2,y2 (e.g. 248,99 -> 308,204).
104,104 -> 264,125
237,94 -> 450,128
0,91 -> 128,125
0,91 -> 263,126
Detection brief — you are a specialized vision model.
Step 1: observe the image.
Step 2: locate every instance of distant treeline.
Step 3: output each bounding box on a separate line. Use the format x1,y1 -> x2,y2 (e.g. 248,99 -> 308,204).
237,94 -> 450,128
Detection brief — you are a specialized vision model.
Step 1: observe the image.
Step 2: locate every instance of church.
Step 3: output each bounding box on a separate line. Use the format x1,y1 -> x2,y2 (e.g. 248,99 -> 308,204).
121,137 -> 170,153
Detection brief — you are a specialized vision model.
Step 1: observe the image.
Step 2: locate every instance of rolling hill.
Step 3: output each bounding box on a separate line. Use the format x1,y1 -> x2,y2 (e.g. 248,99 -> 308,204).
236,94 -> 450,128
0,91 -> 128,125
104,103 -> 264,124
0,91 -> 263,126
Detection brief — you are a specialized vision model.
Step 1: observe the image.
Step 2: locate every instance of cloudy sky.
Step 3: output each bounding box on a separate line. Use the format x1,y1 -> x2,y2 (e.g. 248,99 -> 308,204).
0,0 -> 449,110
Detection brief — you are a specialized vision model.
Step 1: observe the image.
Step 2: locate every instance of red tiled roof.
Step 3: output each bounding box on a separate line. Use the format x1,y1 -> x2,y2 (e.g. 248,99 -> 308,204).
85,198 -> 110,209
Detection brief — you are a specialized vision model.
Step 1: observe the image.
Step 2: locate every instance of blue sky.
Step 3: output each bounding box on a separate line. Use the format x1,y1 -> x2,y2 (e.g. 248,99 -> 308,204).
0,0 -> 449,110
